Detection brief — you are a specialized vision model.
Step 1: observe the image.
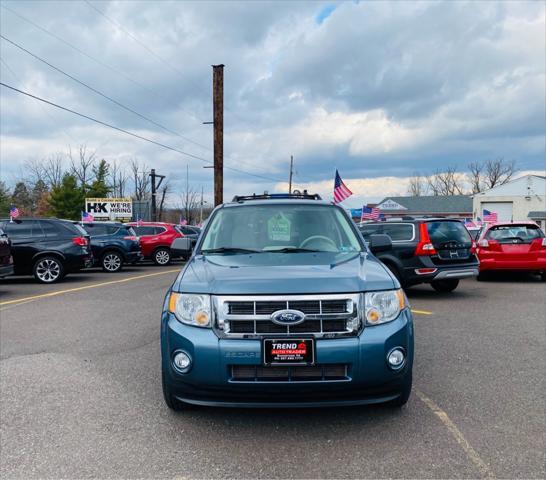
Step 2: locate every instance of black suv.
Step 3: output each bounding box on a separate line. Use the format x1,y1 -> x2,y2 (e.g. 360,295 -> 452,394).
0,218 -> 93,283
81,222 -> 142,272
359,218 -> 479,292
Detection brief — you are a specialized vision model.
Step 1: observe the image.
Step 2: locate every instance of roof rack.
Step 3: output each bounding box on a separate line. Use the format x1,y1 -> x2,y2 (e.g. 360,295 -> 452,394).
232,191 -> 322,202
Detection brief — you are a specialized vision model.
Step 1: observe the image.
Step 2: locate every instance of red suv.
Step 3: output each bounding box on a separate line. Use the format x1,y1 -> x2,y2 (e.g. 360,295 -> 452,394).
476,222 -> 546,281
127,222 -> 184,265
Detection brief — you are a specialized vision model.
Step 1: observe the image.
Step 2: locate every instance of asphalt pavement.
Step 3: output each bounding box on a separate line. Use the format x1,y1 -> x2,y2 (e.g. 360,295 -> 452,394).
0,266 -> 544,479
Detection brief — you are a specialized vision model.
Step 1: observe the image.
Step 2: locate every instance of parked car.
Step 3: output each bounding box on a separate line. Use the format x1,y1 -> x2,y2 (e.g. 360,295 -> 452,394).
359,218 -> 479,292
127,222 -> 184,265
0,218 -> 93,283
0,226 -> 14,278
162,192 -> 413,410
476,222 -> 546,280
176,225 -> 201,248
81,222 -> 142,272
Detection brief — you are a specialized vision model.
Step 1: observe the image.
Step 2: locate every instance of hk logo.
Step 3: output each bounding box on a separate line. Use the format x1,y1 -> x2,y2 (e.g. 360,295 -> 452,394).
87,203 -> 108,213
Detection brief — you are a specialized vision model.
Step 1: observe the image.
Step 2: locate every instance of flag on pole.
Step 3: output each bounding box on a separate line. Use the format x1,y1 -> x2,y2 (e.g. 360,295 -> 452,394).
333,170 -> 352,204
81,211 -> 94,222
9,205 -> 19,220
179,216 -> 188,226
136,217 -> 144,227
483,209 -> 498,222
361,206 -> 381,221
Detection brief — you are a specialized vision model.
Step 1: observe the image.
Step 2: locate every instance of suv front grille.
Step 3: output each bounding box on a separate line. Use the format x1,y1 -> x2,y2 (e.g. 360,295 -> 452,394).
214,294 -> 360,338
230,364 -> 349,382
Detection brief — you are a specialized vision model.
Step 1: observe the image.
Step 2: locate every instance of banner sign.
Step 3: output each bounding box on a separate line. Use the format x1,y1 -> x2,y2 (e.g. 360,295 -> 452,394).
85,198 -> 133,220
376,199 -> 407,210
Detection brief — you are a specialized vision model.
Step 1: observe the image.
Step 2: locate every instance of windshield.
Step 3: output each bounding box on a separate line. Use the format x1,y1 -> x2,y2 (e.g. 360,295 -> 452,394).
486,224 -> 544,244
200,204 -> 362,254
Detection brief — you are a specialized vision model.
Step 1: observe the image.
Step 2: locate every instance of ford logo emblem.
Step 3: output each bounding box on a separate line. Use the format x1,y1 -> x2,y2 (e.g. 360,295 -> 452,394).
271,309 -> 305,325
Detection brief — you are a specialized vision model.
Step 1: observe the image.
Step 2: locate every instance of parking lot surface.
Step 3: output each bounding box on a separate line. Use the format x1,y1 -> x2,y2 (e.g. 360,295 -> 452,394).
1,267 -> 544,479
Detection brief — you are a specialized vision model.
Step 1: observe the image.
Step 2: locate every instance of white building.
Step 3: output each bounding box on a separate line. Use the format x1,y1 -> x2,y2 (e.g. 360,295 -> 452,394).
472,174 -> 546,229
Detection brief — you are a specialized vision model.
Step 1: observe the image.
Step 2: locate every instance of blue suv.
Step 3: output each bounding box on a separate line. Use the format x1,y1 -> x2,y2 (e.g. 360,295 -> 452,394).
161,193 -> 414,409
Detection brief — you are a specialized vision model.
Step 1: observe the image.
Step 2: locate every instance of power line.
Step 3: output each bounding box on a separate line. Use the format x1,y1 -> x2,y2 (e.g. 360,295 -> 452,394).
82,0 -> 211,99
0,34 -> 212,153
0,82 -> 284,183
0,3 -> 206,125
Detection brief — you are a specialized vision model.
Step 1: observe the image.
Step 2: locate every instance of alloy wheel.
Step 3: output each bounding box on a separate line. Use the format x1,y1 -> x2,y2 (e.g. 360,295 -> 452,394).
36,259 -> 61,283
155,250 -> 170,265
103,253 -> 122,272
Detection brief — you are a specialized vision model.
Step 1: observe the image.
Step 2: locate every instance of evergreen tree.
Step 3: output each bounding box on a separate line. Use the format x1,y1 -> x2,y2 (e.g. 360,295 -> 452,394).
11,182 -> 33,215
0,181 -> 10,217
49,174 -> 85,220
87,159 -> 110,198
31,179 -> 49,214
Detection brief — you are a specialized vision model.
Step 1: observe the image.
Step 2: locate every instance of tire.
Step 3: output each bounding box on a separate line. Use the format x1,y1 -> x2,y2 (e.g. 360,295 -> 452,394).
389,371 -> 412,407
33,256 -> 64,283
153,248 -> 171,265
101,251 -> 123,273
431,278 -> 459,292
162,369 -> 184,411
541,271 -> 546,282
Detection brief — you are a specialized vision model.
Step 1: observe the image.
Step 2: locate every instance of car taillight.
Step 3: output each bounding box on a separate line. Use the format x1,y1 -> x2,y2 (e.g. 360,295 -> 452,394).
124,236 -> 139,242
478,239 -> 489,248
415,223 -> 437,256
72,236 -> 88,246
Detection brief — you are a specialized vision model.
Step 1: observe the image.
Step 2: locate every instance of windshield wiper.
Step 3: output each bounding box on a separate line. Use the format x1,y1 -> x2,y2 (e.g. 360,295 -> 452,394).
201,247 -> 261,254
266,247 -> 325,253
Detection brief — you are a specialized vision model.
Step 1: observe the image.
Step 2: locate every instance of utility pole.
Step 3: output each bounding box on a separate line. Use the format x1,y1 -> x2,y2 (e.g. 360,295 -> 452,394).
149,168 -> 165,221
200,186 -> 204,224
212,64 -> 224,206
288,155 -> 294,194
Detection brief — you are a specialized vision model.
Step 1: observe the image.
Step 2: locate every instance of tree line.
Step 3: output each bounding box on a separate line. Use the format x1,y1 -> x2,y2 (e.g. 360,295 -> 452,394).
0,145 -> 164,220
407,158 -> 517,196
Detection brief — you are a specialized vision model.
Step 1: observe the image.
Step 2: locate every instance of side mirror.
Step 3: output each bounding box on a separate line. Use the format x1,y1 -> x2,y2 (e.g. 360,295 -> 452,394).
368,234 -> 392,254
171,237 -> 193,256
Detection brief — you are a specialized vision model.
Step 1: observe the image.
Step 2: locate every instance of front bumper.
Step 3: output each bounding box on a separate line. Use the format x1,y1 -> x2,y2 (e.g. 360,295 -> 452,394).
161,309 -> 414,407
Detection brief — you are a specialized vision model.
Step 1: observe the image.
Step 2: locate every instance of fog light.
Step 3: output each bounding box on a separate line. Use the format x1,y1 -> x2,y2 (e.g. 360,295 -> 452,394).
387,348 -> 405,369
173,351 -> 192,372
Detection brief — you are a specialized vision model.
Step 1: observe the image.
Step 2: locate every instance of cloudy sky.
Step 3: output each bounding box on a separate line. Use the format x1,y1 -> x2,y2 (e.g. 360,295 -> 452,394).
0,0 -> 545,207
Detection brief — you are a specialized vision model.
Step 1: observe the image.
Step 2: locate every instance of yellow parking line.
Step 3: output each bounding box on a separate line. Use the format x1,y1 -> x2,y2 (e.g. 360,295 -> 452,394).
415,388 -> 495,479
411,309 -> 433,315
0,269 -> 180,307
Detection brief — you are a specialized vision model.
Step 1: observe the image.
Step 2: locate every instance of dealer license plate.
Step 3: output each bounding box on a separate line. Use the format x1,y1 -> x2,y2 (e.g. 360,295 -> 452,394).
263,338 -> 314,365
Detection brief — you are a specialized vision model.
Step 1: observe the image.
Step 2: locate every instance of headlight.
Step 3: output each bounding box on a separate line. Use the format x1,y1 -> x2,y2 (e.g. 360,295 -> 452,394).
364,289 -> 405,325
168,293 -> 211,327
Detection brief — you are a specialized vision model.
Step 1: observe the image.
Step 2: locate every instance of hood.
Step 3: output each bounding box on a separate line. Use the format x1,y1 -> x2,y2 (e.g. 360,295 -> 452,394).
172,252 -> 396,295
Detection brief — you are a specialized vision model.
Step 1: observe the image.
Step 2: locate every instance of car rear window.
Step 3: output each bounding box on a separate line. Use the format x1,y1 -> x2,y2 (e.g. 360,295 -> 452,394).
133,226 -> 155,235
84,224 -> 109,236
359,223 -> 414,241
486,224 -> 544,243
426,221 -> 471,246
124,226 -> 137,236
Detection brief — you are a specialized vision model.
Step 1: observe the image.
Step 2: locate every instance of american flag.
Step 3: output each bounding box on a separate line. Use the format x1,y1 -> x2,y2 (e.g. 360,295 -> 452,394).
179,216 -> 188,226
483,209 -> 498,222
81,211 -> 94,222
361,206 -> 381,221
9,205 -> 19,219
333,170 -> 352,204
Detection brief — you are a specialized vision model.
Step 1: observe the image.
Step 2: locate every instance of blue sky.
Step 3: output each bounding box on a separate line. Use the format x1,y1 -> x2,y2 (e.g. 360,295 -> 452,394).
0,0 -> 544,206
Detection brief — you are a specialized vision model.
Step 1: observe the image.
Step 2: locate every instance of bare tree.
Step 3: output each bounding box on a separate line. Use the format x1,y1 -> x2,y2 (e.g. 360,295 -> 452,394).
69,145 -> 96,193
426,166 -> 465,196
109,160 -> 129,197
129,158 -> 150,200
483,158 -> 516,189
467,160 -> 484,194
178,187 -> 200,224
158,181 -> 170,221
407,173 -> 426,196
25,153 -> 65,189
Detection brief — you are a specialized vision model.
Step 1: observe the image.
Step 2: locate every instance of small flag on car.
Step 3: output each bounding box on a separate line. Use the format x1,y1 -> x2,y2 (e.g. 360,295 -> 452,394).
361,206 -> 381,221
9,205 -> 19,220
483,209 -> 498,222
333,170 -> 353,204
81,211 -> 94,222
180,216 -> 188,226
136,217 -> 144,227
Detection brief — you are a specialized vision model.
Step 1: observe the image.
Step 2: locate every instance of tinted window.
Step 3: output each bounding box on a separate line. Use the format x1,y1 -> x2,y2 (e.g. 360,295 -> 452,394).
84,224 -> 109,236
382,224 -> 414,241
486,224 -> 544,244
426,221 -> 471,245
124,226 -> 136,236
3,220 -> 41,238
133,226 -> 155,236
154,226 -> 167,234
358,224 -> 382,239
39,221 -> 64,238
179,227 -> 195,235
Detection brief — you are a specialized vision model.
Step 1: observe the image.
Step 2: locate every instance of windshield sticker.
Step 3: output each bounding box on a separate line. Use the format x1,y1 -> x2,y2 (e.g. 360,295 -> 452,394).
267,213 -> 291,241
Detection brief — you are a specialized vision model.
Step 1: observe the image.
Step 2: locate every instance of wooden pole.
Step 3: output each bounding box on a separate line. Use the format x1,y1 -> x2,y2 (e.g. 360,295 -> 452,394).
212,64 -> 224,206
288,155 -> 293,194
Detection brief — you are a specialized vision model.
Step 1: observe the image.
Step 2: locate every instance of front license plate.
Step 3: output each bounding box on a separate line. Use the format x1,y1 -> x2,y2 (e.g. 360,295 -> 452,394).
263,339 -> 314,365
